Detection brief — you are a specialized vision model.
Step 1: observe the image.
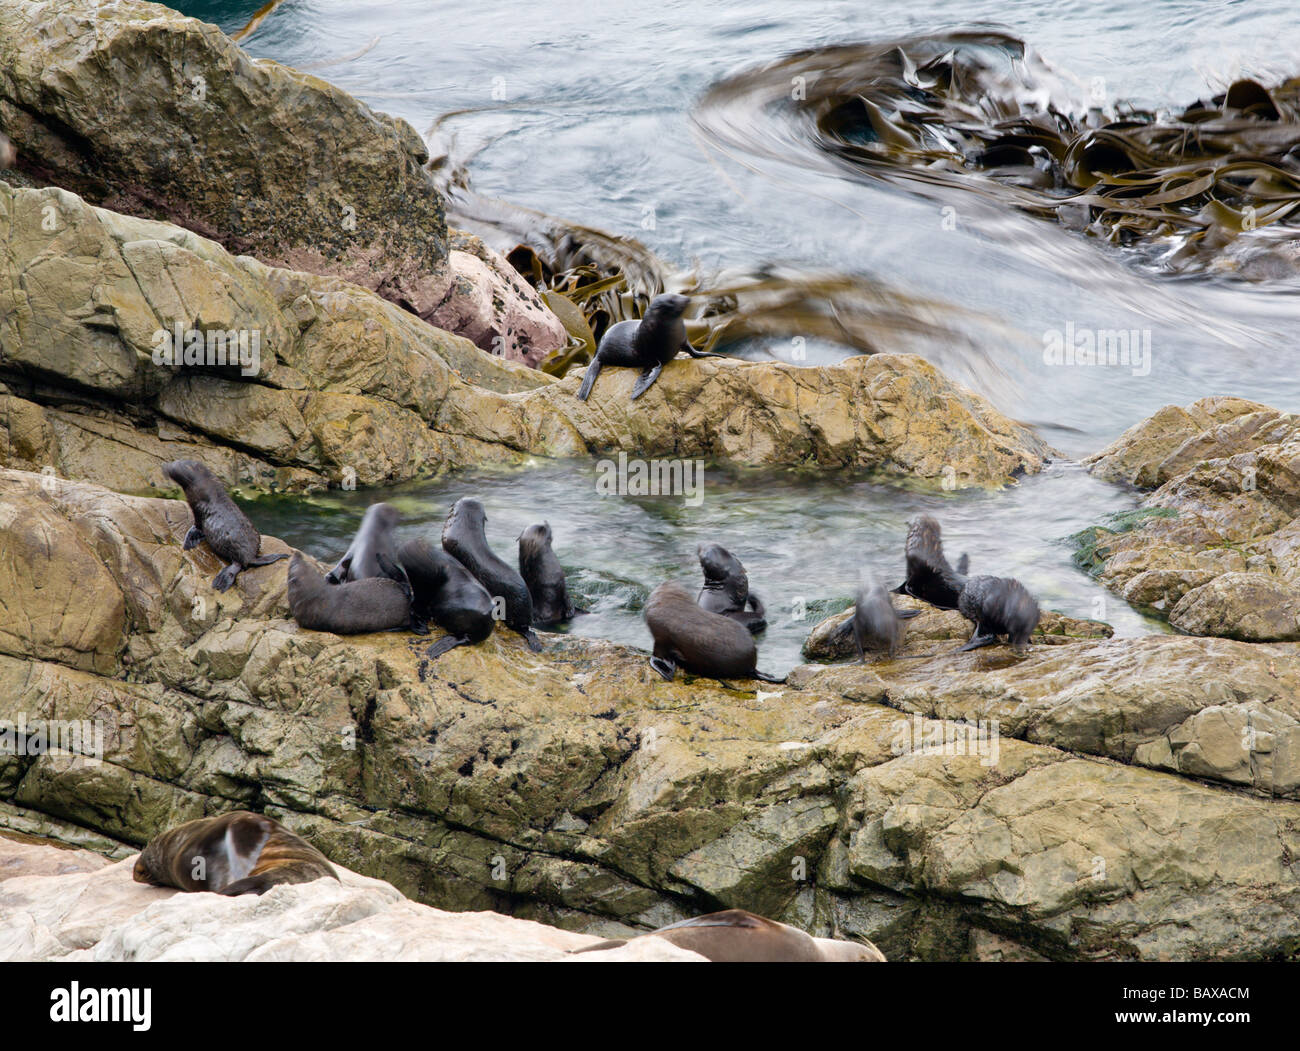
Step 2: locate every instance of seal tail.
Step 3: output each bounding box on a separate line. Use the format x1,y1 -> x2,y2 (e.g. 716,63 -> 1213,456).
576,360 -> 602,401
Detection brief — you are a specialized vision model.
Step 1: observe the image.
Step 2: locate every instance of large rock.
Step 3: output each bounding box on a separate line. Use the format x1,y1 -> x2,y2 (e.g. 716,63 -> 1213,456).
0,833 -> 699,962
0,0 -> 565,361
2,470 -> 1299,961
0,182 -> 1051,492
1079,397 -> 1300,639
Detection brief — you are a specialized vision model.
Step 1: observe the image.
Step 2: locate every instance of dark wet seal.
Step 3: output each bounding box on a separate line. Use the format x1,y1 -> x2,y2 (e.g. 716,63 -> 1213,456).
518,522 -> 585,626
442,497 -> 541,651
399,536 -> 495,659
287,551 -> 412,634
644,581 -> 784,684
696,542 -> 767,634
892,514 -> 969,610
957,575 -> 1041,652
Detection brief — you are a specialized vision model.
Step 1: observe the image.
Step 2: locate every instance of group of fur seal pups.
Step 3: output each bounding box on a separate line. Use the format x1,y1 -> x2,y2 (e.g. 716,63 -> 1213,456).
848,514 -> 1040,660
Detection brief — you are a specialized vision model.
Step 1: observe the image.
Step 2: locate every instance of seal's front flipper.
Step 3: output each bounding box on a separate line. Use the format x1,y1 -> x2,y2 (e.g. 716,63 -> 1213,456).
376,551 -> 410,589
754,670 -> 786,684
649,656 -> 676,681
897,608 -> 922,620
219,875 -> 272,896
958,628 -> 997,652
519,628 -> 543,652
408,615 -> 430,636
324,554 -> 352,585
956,553 -> 970,575
576,360 -> 602,401
182,525 -> 204,551
212,563 -> 242,592
732,611 -> 767,635
248,552 -> 288,568
630,365 -> 662,400
427,635 -> 471,659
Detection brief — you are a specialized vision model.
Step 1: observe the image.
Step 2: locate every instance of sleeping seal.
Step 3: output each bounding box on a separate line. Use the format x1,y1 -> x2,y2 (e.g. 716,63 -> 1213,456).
162,459 -> 286,592
957,575 -> 1040,651
287,551 -> 412,634
644,581 -> 783,683
517,522 -> 583,626
441,497 -> 541,651
398,537 -> 495,658
132,811 -> 337,895
575,293 -> 725,402
853,583 -> 920,661
892,514 -> 969,610
571,909 -> 885,962
696,542 -> 766,634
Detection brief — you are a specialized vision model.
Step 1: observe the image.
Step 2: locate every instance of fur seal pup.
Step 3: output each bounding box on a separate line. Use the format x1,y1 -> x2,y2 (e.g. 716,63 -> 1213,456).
398,537 -> 495,658
957,575 -> 1040,651
517,522 -> 584,626
575,293 -> 725,402
132,811 -> 337,895
441,498 -> 541,651
644,582 -> 784,683
325,502 -> 407,587
571,909 -> 885,962
162,459 -> 287,592
696,542 -> 766,634
288,551 -> 412,634
892,514 -> 970,610
853,583 -> 920,661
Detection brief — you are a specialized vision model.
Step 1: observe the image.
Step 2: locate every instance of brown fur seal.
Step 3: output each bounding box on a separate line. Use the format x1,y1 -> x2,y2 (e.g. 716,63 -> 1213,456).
325,502 -> 407,587
644,582 -> 784,683
696,542 -> 766,634
398,537 -> 495,658
576,293 -> 725,402
162,459 -> 286,592
287,551 -> 412,634
132,811 -> 337,895
517,522 -> 584,626
892,514 -> 969,610
853,583 -> 920,661
441,498 -> 541,651
957,575 -> 1040,651
571,909 -> 885,962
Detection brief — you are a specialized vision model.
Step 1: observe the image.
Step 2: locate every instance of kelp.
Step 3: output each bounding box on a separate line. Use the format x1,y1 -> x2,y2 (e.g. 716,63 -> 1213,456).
426,112 -> 1009,378
694,31 -> 1300,275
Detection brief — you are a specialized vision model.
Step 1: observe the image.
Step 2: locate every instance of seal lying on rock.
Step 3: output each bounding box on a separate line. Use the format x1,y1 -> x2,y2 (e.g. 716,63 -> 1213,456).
853,583 -> 920,661
957,575 -> 1040,651
399,537 -> 495,658
696,542 -> 767,634
644,582 -> 784,683
576,293 -> 725,402
518,522 -> 584,626
162,459 -> 286,592
442,497 -> 541,651
132,811 -> 337,895
571,909 -> 885,961
288,551 -> 413,635
892,514 -> 969,610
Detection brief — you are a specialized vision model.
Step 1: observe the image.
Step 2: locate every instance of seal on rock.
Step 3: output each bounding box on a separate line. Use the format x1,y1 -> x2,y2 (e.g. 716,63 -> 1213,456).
644,581 -> 784,683
957,575 -> 1040,651
132,811 -> 337,895
852,582 -> 920,661
575,293 -> 725,402
571,909 -> 885,962
326,502 -> 407,587
441,497 -> 541,651
517,522 -> 584,626
892,514 -> 969,610
696,542 -> 766,634
162,459 -> 286,592
398,537 -> 495,658
287,551 -> 413,635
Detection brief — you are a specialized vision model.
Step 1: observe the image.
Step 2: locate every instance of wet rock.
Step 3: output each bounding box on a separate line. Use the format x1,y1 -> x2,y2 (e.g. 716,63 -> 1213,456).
0,0 -> 565,360
1080,397 -> 1300,639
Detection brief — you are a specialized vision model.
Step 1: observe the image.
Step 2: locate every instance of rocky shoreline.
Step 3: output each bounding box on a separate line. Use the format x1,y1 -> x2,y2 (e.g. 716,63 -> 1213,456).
1,0 -> 1298,963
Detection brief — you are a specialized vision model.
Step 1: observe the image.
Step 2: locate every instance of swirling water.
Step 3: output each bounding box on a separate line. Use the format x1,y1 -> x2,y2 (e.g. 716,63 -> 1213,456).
178,0 -> 1300,668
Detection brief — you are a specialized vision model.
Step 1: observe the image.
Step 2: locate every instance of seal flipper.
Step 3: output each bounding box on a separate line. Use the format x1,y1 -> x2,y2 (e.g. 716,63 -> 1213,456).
375,551 -> 411,589
958,625 -> 998,651
576,359 -> 602,401
897,608 -> 922,620
957,553 -> 970,575
248,552 -> 288,568
681,339 -> 728,360
212,563 -> 242,592
218,874 -> 274,896
427,634 -> 473,659
182,525 -> 204,551
324,554 -> 352,585
630,364 -> 662,400
649,655 -> 676,681
753,670 -> 786,684
518,627 -> 543,652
